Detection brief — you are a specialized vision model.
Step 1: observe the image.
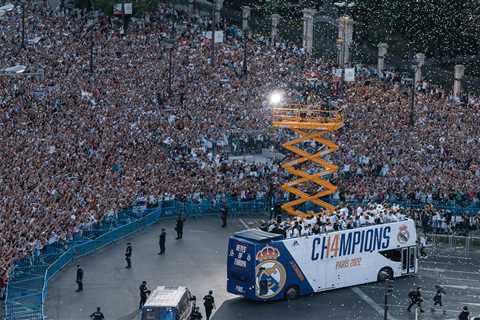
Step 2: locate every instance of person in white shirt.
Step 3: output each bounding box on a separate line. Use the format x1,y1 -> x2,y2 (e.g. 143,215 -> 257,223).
325,223 -> 334,232
419,236 -> 428,258
302,225 -> 311,236
268,223 -> 276,233
390,212 -> 399,222
359,213 -> 367,226
366,214 -> 375,225
289,227 -> 300,238
356,206 -> 363,216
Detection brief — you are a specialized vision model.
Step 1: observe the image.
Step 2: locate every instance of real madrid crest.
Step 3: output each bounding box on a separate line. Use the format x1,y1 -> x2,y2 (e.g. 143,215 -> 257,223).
397,225 -> 410,244
255,246 -> 287,299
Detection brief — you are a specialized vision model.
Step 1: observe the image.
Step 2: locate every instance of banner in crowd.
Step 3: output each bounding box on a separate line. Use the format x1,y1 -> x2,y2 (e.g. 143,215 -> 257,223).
203,31 -> 224,43
344,68 -> 355,82
334,68 -> 343,78
113,3 -> 133,16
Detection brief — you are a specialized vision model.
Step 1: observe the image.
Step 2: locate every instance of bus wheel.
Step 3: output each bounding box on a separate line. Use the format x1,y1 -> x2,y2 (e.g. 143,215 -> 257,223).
285,285 -> 299,300
378,267 -> 393,281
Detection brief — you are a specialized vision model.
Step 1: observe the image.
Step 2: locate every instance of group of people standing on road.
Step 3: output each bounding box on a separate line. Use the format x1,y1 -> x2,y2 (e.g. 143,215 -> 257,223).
77,214 -> 227,319
407,286 -> 473,320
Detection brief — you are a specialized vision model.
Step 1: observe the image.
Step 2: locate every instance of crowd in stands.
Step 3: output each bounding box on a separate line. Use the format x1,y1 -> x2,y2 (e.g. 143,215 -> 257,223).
0,2 -> 479,284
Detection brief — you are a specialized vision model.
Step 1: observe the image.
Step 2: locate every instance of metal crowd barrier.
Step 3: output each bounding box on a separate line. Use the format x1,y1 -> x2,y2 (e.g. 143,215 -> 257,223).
3,196 -> 479,320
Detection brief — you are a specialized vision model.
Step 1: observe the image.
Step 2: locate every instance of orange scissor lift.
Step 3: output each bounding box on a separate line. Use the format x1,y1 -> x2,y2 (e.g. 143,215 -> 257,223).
272,104 -> 344,217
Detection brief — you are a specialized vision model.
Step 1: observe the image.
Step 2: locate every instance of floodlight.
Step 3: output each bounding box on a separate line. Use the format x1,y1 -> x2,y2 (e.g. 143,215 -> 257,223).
269,91 -> 284,106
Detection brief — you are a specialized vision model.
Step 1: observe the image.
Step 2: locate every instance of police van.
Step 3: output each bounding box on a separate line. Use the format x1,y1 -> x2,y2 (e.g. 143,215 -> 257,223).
227,219 -> 417,301
141,286 -> 195,320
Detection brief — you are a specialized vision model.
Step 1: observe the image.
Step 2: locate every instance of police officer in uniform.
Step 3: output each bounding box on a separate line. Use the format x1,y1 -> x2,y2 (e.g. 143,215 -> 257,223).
175,215 -> 186,239
432,285 -> 446,314
407,287 -> 424,313
158,228 -> 166,255
125,243 -> 132,268
139,281 -> 151,309
203,290 -> 215,320
221,205 -> 228,228
190,306 -> 202,319
90,307 -> 105,320
458,306 -> 470,320
75,265 -> 83,292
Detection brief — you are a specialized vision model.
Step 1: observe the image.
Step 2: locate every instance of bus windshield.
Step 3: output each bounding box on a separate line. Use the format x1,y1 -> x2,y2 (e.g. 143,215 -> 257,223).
141,307 -> 176,320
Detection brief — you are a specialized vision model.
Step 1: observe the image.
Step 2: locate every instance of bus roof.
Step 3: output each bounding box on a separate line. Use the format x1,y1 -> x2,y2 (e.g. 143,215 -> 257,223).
144,286 -> 188,308
233,229 -> 284,242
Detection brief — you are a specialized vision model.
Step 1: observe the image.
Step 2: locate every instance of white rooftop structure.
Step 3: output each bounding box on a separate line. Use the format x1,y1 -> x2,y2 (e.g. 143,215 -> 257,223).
144,286 -> 188,308
4,65 -> 26,74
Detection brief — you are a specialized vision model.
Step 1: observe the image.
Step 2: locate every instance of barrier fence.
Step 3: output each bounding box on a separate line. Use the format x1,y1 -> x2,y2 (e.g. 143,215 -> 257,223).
4,195 -> 479,320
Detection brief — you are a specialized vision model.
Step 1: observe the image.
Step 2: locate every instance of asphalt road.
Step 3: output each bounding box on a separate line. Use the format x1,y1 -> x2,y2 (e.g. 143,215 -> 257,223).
44,215 -> 480,320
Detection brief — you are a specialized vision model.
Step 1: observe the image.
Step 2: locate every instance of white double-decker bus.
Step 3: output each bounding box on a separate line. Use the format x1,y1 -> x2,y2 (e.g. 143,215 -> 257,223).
227,219 -> 417,301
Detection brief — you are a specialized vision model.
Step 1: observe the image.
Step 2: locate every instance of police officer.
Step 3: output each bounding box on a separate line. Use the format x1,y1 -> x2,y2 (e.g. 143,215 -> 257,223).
175,215 -> 186,239
203,290 -> 215,320
90,307 -> 105,320
432,285 -> 446,314
190,306 -> 203,320
158,228 -> 166,255
221,205 -> 228,228
458,306 -> 470,320
125,243 -> 132,268
75,265 -> 83,292
139,281 -> 151,309
407,287 -> 424,313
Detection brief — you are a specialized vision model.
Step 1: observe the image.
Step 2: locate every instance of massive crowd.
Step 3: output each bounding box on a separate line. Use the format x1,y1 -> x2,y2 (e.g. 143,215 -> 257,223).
0,2 -> 479,285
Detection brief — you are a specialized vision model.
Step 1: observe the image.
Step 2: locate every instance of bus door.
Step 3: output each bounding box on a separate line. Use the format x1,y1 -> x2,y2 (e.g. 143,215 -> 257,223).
401,246 -> 416,274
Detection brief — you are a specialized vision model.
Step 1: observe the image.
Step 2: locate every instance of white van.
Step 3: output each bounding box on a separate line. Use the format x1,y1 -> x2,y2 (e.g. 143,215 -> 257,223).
141,286 -> 195,320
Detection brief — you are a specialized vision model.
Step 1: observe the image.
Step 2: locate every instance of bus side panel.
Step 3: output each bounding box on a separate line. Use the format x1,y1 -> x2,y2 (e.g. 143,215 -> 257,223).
252,241 -> 315,301
327,254 -> 379,289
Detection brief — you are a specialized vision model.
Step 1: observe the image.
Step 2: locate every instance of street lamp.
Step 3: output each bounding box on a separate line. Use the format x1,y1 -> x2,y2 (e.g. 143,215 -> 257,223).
384,279 -> 394,320
122,0 -> 126,34
164,40 -> 174,97
410,59 -> 418,127
210,1 -> 216,66
243,27 -> 248,78
269,91 -> 284,106
21,2 -> 26,49
89,0 -> 96,74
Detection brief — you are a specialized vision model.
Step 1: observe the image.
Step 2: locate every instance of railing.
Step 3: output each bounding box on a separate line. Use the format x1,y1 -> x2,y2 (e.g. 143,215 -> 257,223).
4,196 -> 479,320
272,105 -> 344,126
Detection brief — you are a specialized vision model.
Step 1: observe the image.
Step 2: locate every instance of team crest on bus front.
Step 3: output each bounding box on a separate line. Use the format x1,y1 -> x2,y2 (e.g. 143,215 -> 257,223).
255,246 -> 286,299
397,225 -> 410,244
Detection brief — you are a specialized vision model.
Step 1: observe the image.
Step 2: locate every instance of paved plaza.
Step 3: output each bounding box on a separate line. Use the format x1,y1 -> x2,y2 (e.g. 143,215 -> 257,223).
44,216 -> 480,320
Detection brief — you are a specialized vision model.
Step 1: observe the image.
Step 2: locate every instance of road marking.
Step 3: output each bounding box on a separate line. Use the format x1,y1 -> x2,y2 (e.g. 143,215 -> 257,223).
351,287 -> 399,320
239,218 -> 249,229
420,267 -> 480,275
386,305 -> 460,313
430,255 -> 472,260
463,302 -> 480,306
422,260 -> 476,267
441,284 -> 480,290
439,276 -> 480,283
